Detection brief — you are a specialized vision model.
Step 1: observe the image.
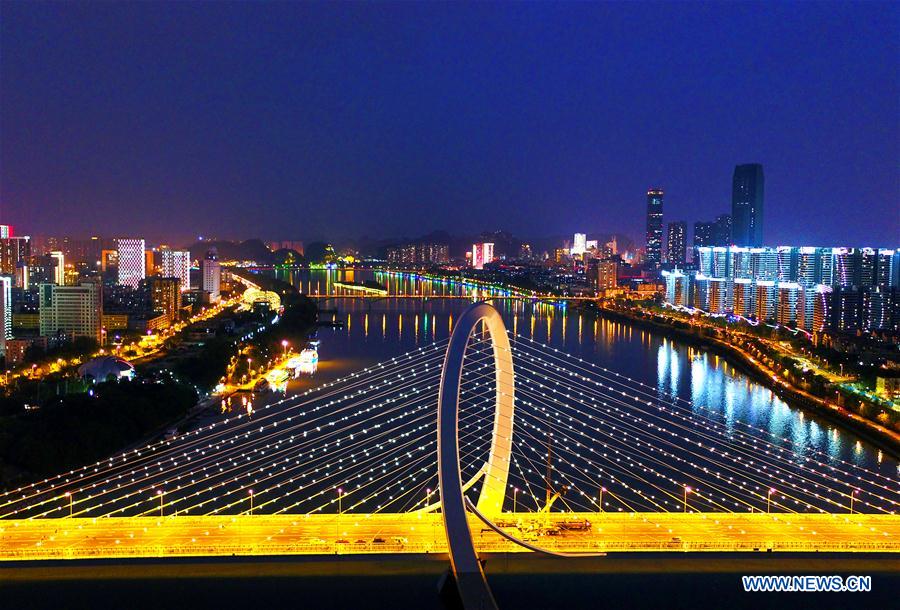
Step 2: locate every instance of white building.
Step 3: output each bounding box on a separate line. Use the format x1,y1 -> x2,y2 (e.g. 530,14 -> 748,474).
161,249 -> 191,291
571,233 -> 587,256
201,250 -> 221,302
0,276 -> 11,355
117,238 -> 145,289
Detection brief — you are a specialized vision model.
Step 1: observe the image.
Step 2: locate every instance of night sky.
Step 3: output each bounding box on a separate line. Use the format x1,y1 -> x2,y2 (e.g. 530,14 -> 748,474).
1,2 -> 897,246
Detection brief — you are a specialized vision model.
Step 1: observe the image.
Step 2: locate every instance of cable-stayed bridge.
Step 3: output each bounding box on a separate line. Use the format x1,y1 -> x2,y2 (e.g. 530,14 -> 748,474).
1,303 -> 898,606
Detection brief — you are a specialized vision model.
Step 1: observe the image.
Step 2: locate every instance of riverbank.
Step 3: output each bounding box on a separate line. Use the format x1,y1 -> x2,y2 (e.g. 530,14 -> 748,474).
589,305 -> 900,458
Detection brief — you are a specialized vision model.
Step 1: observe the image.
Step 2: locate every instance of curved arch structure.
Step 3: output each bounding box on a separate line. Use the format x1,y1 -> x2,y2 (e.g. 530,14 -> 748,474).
437,302 -> 514,610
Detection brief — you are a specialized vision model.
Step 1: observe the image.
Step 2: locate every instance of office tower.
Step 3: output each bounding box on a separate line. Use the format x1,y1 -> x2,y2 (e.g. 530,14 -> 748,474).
149,277 -> 182,326
0,276 -> 10,355
471,243 -> 494,270
0,225 -> 11,238
571,233 -> 587,256
38,280 -> 103,343
160,249 -> 191,291
0,236 -> 31,278
666,221 -> 687,265
201,249 -> 221,302
49,251 -> 65,285
713,214 -> 732,246
645,189 -> 664,268
117,238 -> 146,289
598,259 -> 618,291
731,164 -> 764,247
693,221 -> 714,263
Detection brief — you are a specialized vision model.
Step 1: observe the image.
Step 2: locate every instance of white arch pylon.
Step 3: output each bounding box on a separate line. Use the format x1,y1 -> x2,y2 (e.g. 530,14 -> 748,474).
437,302 -> 514,610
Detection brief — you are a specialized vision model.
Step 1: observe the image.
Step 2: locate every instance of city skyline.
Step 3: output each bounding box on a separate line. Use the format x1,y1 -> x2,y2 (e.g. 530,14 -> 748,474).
1,2 -> 897,245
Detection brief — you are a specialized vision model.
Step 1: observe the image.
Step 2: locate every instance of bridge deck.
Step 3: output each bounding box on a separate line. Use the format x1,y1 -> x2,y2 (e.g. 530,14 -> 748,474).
2,513 -> 896,561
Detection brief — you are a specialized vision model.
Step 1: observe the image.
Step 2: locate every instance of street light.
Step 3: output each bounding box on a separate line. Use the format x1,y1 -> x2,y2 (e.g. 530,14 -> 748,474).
156,489 -> 164,517
767,488 -> 776,513
599,486 -> 607,513
248,489 -> 254,515
683,486 -> 692,513
513,487 -> 519,514
281,340 -> 289,359
64,491 -> 72,517
850,489 -> 859,514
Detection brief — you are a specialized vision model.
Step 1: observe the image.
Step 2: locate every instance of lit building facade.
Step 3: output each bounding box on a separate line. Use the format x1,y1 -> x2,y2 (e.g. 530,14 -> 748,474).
0,276 -> 11,355
0,236 -> 31,282
666,221 -> 687,265
49,251 -> 65,285
117,238 -> 146,289
597,259 -> 618,291
645,188 -> 664,268
39,280 -> 103,343
471,243 -> 495,270
201,250 -> 221,302
160,249 -> 191,291
149,277 -> 182,326
667,245 -> 900,331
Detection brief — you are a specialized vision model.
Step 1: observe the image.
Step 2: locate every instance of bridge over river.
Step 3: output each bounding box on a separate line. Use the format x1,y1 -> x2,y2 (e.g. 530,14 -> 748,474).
2,303 -> 897,608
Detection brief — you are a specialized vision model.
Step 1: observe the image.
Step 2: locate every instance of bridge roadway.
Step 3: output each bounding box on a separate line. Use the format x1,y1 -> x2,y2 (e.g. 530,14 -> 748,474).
2,512 -> 896,561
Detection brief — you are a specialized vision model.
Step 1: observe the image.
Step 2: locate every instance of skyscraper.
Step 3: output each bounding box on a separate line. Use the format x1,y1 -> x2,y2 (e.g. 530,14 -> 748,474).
160,248 -> 191,291
117,238 -> 146,289
731,164 -> 764,247
645,188 -> 664,268
666,221 -> 687,265
713,214 -> 732,246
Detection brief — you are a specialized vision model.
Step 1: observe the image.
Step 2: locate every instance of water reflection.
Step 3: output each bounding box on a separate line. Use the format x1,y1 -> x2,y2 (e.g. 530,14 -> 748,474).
255,268 -> 894,477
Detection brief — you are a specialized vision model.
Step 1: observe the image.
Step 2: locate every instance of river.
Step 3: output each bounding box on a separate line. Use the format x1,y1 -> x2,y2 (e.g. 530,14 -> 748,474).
263,268 -> 895,478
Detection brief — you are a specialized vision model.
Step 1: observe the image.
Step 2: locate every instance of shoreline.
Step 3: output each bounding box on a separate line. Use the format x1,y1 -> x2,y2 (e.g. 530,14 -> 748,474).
590,306 -> 900,459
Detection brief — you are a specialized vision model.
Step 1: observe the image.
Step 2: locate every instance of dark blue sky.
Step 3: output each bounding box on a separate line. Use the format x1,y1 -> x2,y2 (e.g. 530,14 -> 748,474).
1,2 -> 897,246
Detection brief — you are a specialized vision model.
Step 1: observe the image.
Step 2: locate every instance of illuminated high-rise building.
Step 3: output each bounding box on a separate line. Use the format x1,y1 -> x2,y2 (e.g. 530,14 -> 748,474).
645,188 -> 664,268
149,277 -> 182,326
597,259 -> 618,291
117,238 -> 146,289
731,163 -> 764,247
160,249 -> 191,291
0,276 -> 11,355
201,249 -> 221,302
471,243 -> 494,270
0,225 -> 11,238
39,280 -> 103,343
49,251 -> 65,285
571,233 -> 587,256
666,221 -> 687,265
0,236 -> 31,279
